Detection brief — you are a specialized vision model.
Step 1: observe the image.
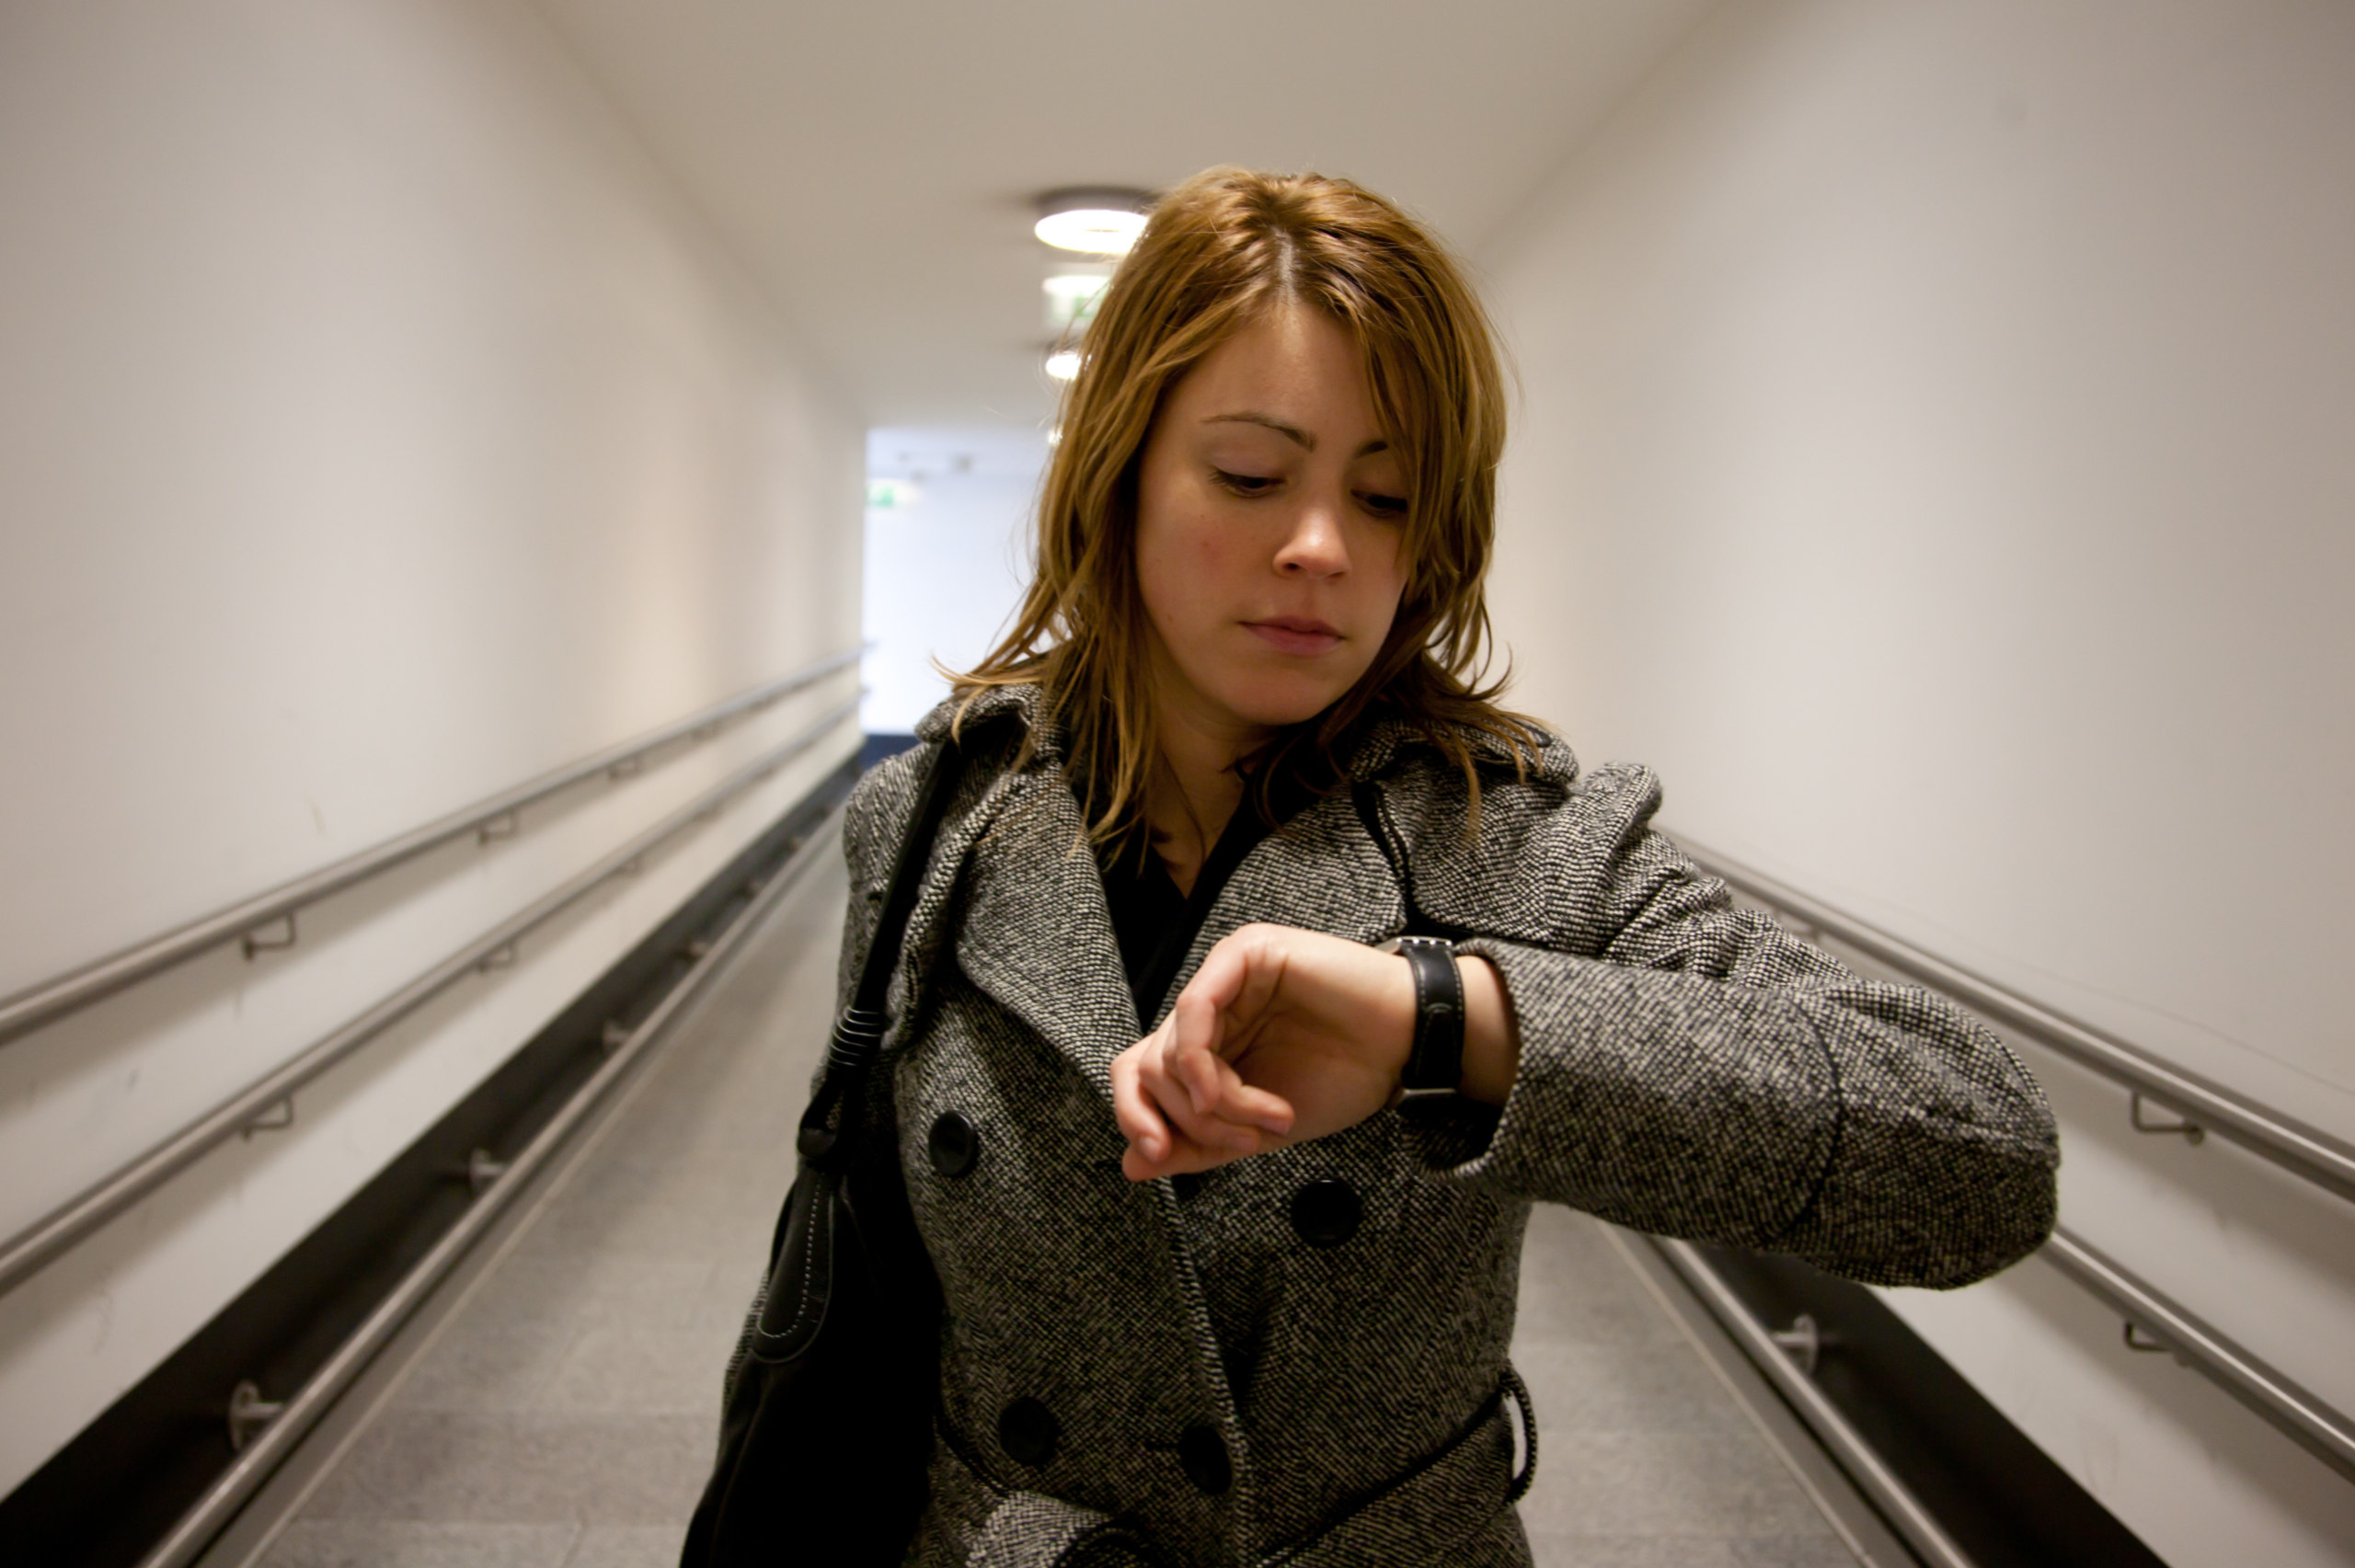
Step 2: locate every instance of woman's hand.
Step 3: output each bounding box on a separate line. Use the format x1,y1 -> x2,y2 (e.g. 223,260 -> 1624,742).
1109,923 -> 1518,1182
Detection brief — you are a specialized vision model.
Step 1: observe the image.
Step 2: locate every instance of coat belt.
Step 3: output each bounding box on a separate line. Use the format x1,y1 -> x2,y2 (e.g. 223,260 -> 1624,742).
958,1371 -> 1535,1568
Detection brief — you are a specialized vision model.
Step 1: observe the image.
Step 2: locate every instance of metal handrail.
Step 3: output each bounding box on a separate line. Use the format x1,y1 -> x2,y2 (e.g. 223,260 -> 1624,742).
0,649 -> 860,1048
2043,1228 -> 2355,1483
133,805 -> 845,1568
1652,1225 -> 2355,1553
1673,837 -> 2355,1486
1675,839 -> 2355,1207
1642,1233 -> 1977,1568
0,696 -> 858,1300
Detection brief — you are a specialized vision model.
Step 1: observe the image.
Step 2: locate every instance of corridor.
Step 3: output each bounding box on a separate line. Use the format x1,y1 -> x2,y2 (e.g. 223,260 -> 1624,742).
5,2 -> 2351,1564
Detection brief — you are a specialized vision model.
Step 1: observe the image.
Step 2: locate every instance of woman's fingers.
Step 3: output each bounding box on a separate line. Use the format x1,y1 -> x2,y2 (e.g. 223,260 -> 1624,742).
1171,1022 -> 1223,1114
1163,935 -> 1296,1132
1155,1010 -> 1293,1139
1109,1040 -> 1172,1162
1141,1032 -> 1267,1153
1112,1025 -> 1293,1181
1119,1075 -> 1257,1180
1190,1050 -> 1294,1133
1120,920 -> 1431,1182
1154,1009 -> 1228,1123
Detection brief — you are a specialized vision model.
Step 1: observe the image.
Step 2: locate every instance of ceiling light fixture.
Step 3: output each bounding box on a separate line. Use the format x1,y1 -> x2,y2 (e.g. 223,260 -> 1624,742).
1034,187 -> 1152,257
1044,349 -> 1082,382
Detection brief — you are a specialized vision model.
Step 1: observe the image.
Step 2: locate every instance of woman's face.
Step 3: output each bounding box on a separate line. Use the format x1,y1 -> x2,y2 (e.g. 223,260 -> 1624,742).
1132,303 -> 1408,748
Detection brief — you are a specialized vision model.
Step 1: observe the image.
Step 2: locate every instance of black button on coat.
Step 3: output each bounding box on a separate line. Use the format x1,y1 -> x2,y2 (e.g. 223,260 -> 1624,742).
1290,1178 -> 1362,1248
727,683 -> 2060,1568
998,1397 -> 1059,1467
928,1108 -> 980,1177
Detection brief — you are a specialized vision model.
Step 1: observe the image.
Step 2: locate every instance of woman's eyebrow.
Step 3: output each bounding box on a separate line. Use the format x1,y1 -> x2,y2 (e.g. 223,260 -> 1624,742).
1201,414 -> 1391,457
1205,412 -> 1315,448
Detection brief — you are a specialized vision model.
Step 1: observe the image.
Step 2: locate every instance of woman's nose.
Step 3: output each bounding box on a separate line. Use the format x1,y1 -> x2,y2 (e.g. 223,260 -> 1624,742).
1272,494 -> 1350,578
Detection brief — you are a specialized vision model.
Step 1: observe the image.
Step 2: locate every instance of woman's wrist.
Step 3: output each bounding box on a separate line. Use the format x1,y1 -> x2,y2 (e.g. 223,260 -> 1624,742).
1383,946 -> 1518,1105
1454,956 -> 1519,1105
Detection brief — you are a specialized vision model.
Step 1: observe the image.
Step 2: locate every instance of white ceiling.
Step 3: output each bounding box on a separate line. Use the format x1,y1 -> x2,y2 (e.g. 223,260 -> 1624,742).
535,0 -> 1722,429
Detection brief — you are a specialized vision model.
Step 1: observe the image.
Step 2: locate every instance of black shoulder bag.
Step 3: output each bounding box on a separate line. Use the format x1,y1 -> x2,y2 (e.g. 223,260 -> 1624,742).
682,741 -> 966,1567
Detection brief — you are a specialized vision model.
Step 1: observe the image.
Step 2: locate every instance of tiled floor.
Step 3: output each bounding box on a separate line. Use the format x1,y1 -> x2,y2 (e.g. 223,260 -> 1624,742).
250,852 -> 1856,1568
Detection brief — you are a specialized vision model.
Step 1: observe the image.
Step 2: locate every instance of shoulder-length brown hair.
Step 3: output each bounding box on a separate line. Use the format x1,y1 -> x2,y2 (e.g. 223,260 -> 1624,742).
957,166 -> 1532,844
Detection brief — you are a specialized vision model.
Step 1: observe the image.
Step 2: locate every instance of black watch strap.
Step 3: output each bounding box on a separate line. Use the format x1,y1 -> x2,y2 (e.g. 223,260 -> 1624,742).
1389,936 -> 1465,1093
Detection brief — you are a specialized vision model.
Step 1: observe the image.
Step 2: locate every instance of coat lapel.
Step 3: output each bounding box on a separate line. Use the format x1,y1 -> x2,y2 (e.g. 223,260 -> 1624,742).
946,769 -> 1143,1097
892,686 -> 1141,1100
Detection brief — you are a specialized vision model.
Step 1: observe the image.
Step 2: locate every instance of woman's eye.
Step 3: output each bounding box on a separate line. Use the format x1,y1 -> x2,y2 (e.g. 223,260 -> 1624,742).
1358,491 -> 1409,519
1212,468 -> 1281,497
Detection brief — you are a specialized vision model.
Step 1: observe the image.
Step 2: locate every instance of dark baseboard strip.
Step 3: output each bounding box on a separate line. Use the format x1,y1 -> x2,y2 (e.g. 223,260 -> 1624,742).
859,730 -> 919,770
1673,1239 -> 2168,1568
0,756 -> 860,1568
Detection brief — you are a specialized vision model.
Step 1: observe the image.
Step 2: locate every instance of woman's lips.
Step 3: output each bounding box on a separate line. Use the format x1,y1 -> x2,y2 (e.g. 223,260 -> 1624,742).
1245,618 -> 1343,656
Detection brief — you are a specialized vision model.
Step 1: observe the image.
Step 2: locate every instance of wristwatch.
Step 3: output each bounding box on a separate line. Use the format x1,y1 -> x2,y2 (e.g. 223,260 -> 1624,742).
1378,936 -> 1465,1093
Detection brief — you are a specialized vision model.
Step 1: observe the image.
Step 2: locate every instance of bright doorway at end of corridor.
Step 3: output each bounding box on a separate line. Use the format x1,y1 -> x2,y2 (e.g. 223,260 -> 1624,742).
862,426 -> 1046,754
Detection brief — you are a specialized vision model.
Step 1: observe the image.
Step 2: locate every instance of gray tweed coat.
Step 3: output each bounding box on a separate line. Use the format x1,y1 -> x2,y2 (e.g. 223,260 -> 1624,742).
809,684 -> 2056,1568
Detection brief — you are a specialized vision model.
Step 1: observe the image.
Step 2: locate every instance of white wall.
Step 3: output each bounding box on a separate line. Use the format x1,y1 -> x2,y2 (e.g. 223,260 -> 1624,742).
0,0 -> 862,1495
1478,1 -> 2355,1562
861,424 -> 1046,734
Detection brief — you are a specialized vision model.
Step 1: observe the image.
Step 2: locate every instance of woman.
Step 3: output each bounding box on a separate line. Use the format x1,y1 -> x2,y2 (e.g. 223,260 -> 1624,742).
829,167 -> 2056,1566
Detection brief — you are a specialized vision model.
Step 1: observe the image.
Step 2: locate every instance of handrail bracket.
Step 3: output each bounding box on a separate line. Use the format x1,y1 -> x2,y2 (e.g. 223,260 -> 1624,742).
2130,1093 -> 2205,1144
241,915 -> 297,961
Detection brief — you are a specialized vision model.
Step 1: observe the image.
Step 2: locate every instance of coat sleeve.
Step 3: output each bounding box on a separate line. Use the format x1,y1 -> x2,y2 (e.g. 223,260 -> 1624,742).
1391,758 -> 2058,1290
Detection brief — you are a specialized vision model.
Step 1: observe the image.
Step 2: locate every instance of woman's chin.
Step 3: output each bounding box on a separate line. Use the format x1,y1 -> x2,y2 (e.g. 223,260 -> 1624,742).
1217,678 -> 1359,732
1158,646 -> 1377,737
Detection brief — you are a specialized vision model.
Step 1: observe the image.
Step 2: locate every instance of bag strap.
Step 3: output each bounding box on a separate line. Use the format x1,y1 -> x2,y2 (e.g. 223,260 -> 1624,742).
798,740 -> 966,1165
